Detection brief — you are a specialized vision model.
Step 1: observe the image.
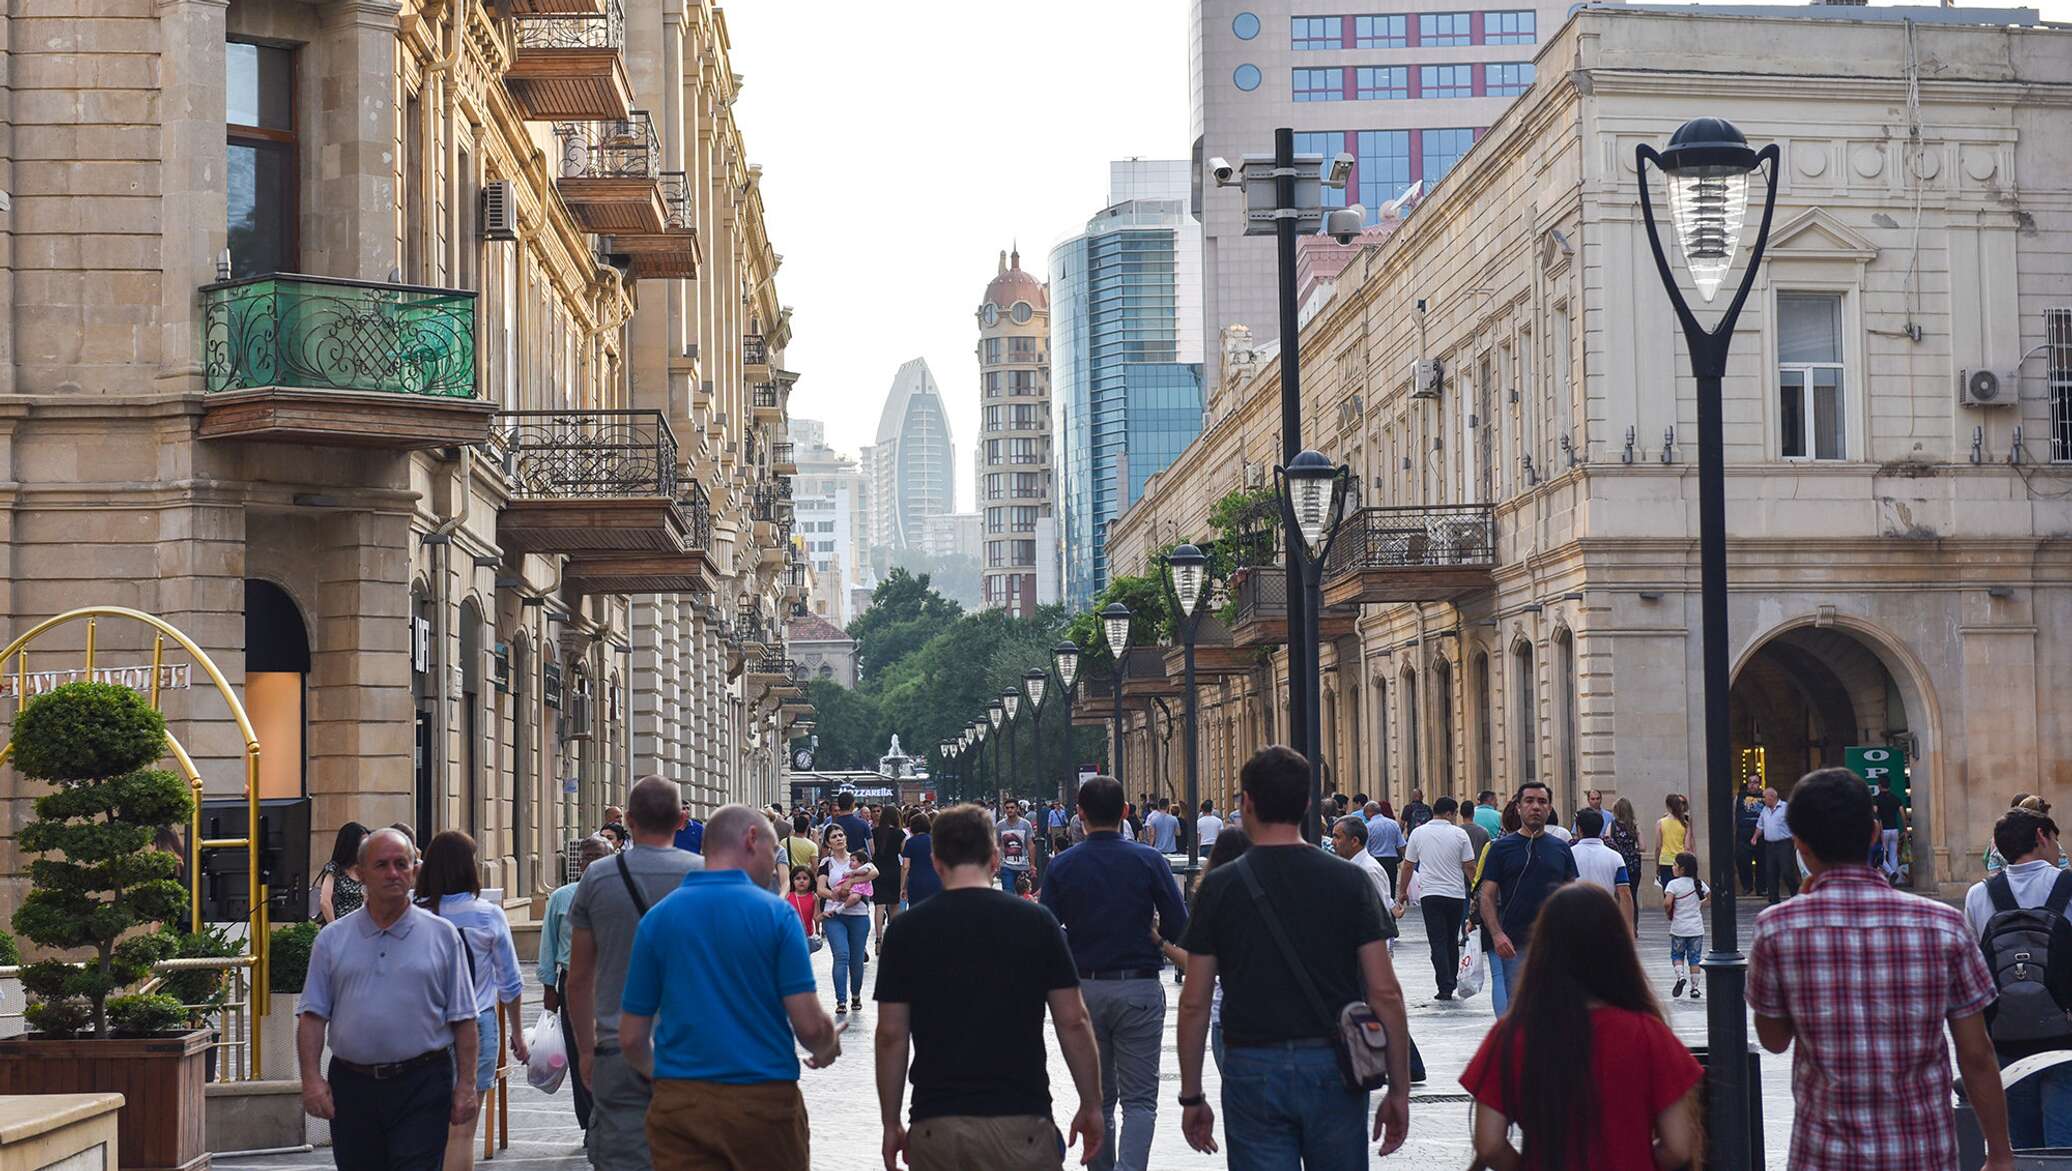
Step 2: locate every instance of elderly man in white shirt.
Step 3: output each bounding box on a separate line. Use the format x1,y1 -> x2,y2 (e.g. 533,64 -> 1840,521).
1329,816 -> 1394,908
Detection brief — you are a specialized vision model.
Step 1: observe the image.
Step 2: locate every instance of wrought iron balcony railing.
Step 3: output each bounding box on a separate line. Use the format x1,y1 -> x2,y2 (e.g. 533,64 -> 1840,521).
771,441 -> 794,466
201,274 -> 478,398
555,110 -> 658,180
744,333 -> 769,365
515,0 -> 625,50
752,382 -> 782,410
499,409 -> 680,501
1233,566 -> 1289,625
657,170 -> 690,231
681,480 -> 713,550
1322,504 -> 1497,579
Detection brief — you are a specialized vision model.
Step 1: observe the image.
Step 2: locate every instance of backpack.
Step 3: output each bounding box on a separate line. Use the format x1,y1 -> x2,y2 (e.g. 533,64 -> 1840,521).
1981,869 -> 2072,1047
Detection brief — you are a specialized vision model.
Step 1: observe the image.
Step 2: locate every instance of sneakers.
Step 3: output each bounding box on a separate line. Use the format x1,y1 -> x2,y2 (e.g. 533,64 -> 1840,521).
1690,986 -> 1703,1000
1671,977 -> 1688,999
850,997 -> 864,1014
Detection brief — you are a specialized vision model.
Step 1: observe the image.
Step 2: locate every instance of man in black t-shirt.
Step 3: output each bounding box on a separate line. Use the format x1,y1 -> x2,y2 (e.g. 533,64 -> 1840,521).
875,804 -> 1104,1171
1177,746 -> 1411,1164
1875,783 -> 1906,883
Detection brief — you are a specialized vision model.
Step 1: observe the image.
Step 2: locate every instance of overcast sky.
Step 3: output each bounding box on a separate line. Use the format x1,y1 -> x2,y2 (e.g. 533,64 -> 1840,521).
722,0 -> 2068,512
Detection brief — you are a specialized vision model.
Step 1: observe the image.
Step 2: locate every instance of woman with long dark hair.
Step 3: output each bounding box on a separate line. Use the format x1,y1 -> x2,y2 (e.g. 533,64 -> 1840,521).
1460,883 -> 1701,1170
1608,798 -> 1645,930
315,821 -> 368,923
1654,793 -> 1691,888
416,831 -> 527,1171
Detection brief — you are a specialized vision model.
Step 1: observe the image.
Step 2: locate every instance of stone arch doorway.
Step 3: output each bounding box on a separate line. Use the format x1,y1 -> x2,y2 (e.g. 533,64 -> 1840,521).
1730,620 -> 1936,887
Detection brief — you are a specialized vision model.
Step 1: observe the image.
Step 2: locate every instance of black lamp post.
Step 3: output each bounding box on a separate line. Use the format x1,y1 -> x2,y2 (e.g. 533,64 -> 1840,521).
987,698 -> 1006,803
1100,603 -> 1132,790
1000,688 -> 1022,799
1163,544 -> 1212,875
1024,667 -> 1050,838
1637,116 -> 1780,1171
1052,641 -> 1082,813
971,719 -> 988,796
1276,449 -> 1352,843
938,740 -> 952,793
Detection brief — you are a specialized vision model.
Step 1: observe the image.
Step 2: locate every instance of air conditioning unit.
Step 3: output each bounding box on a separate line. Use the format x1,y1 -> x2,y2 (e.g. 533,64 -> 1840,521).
1959,368 -> 2016,408
1410,358 -> 1444,400
480,181 -> 518,241
564,694 -> 594,741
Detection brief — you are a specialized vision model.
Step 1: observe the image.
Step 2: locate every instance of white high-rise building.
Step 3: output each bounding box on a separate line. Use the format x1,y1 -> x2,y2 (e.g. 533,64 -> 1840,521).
861,359 -> 955,552
789,418 -> 864,626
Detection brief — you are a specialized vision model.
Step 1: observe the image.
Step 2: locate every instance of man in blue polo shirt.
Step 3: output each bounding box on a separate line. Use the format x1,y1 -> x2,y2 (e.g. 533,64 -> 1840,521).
620,804 -> 841,1171
1040,775 -> 1187,1171
1476,780 -> 1577,1015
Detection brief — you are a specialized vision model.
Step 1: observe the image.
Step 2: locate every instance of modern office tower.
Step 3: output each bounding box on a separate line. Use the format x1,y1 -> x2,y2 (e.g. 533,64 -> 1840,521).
862,359 -> 955,552
975,248 -> 1054,617
1050,161 -> 1206,609
1190,0 -> 1578,387
790,418 -> 865,626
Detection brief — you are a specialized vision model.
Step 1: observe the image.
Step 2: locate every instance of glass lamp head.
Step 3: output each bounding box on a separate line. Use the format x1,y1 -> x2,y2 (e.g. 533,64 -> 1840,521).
988,699 -> 1004,730
1167,543 -> 1209,617
1657,117 -> 1759,303
1100,603 -> 1133,659
1024,667 -> 1048,708
1282,449 -> 1341,555
1001,689 -> 1020,720
1052,641 -> 1081,690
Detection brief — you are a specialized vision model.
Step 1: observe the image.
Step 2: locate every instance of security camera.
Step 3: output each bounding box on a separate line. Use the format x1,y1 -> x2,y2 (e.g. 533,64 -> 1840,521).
1325,206 -> 1366,245
1327,152 -> 1355,190
1209,157 -> 1237,187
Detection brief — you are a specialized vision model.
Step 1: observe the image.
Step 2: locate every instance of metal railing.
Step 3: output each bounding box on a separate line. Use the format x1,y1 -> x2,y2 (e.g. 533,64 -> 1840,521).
681,480 -> 712,549
1322,504 -> 1497,580
498,409 -> 680,501
657,170 -> 690,232
201,274 -> 478,398
752,382 -> 781,410
772,441 -> 794,465
515,0 -> 625,50
744,333 -> 769,364
1233,566 -> 1289,625
554,110 -> 658,180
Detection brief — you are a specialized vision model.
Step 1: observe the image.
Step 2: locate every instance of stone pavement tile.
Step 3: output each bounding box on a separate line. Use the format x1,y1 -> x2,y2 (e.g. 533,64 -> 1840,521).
226,893 -> 1802,1170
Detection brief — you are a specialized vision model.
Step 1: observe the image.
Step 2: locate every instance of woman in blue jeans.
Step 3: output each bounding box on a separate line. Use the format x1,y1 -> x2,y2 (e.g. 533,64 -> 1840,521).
816,826 -> 878,1014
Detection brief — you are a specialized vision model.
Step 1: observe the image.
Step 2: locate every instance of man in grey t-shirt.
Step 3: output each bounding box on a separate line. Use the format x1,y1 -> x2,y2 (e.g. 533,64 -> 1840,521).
997,802 -> 1035,893
567,776 -> 702,1171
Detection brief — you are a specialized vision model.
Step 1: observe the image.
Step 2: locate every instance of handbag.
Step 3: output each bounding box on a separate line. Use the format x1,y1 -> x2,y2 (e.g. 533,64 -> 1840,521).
1232,855 -> 1392,1092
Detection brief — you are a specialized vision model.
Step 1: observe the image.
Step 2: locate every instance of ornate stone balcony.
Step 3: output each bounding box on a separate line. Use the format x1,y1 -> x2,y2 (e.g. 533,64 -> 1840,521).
751,381 -> 784,423
553,113 -> 666,234
508,0 -> 633,121
1321,504 -> 1496,607
198,274 -> 493,448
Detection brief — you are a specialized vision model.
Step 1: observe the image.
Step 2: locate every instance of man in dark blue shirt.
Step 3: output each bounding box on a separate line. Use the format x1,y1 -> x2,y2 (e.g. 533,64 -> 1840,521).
1476,780 -> 1577,1015
1040,775 -> 1187,1171
830,791 -> 871,861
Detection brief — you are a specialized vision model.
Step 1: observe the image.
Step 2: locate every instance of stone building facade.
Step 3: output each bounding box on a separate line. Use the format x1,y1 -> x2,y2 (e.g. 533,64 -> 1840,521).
0,0 -> 805,911
975,248 -> 1051,617
1108,5 -> 2072,895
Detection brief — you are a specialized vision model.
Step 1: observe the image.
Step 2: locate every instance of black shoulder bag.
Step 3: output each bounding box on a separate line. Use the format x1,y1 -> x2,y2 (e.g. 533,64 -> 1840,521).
1232,854 -> 1393,1092
616,853 -> 652,916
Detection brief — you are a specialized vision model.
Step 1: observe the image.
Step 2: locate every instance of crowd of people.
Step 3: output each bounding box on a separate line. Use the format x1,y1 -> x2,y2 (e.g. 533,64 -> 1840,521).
290,752 -> 2053,1171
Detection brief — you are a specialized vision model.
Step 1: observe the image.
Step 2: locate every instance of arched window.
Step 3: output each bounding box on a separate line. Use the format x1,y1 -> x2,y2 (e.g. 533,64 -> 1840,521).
1372,677 -> 1389,797
1555,629 -> 1580,806
1473,651 -> 1494,788
1513,641 -> 1538,784
459,600 -> 483,836
1402,667 -> 1421,792
510,635 -> 533,894
1432,657 -> 1456,793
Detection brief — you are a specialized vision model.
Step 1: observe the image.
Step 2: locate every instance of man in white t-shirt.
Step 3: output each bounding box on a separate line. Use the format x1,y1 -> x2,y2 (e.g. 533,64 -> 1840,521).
1393,796 -> 1478,1001
1197,800 -> 1223,851
1570,808 -> 1636,930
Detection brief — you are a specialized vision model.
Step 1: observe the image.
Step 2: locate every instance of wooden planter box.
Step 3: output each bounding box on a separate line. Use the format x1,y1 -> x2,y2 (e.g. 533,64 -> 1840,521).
0,1030 -> 212,1170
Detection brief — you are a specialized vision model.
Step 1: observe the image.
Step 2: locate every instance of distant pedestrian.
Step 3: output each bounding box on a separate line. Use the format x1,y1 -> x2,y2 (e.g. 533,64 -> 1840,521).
1330,816 -> 1394,908
1396,796 -> 1477,1001
1573,789 -> 1613,839
1363,802 -> 1405,890
997,800 -> 1036,893
1736,781 -> 1763,894
620,805 -> 841,1171
784,813 -> 819,870
873,805 -> 907,944
1197,800 -> 1223,852
1462,884 -> 1701,1170
600,823 -> 627,851
1145,800 -> 1181,853
416,831 -> 527,1171
1608,798 -> 1646,929
901,811 -> 942,906
1876,781 -> 1906,883
1477,781 -> 1578,1014
1460,799 -> 1491,857
540,835 -> 612,1129
875,803 -> 1104,1171
1661,851 -> 1709,1000
1040,775 -> 1188,1171
1569,809 -> 1636,927
1178,746 -> 1411,1166
830,791 -> 871,859
1656,793 -> 1691,889
298,827 -> 478,1171
816,825 -> 878,1016
315,821 -> 368,924
1401,789 -> 1432,834
1748,767 -> 2013,1171
1751,787 -> 1798,902
566,775 -> 703,1171
1965,805 -> 2072,1149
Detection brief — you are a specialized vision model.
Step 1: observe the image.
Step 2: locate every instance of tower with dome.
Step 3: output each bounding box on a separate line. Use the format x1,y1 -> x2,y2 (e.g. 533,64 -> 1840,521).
974,247 -> 1054,617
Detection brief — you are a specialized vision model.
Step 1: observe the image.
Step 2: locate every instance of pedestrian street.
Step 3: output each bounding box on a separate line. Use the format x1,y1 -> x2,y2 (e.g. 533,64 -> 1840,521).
219,893 -> 1802,1170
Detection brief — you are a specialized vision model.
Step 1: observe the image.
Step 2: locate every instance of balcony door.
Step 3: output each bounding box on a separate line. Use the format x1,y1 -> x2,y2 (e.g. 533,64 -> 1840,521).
226,40 -> 297,278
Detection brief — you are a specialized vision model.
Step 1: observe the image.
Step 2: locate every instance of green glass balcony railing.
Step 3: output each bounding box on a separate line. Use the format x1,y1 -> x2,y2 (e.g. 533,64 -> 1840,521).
202,274 -> 479,398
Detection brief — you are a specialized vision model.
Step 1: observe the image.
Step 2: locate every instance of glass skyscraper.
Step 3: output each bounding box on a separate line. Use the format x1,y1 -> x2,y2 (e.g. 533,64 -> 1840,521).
1050,161 -> 1205,609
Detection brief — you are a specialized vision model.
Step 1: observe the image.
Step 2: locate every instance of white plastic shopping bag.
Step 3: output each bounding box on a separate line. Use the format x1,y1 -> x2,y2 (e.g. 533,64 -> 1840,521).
527,1009 -> 568,1092
1455,933 -> 1486,1000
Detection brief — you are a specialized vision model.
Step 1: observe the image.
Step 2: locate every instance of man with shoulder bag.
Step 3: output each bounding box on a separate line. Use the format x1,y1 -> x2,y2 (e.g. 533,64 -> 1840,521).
1176,746 -> 1412,1169
1966,805 -> 2072,1150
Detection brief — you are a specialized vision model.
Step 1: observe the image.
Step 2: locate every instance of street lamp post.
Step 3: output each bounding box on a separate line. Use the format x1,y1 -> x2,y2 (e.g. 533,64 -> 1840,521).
987,698 -> 1006,803
1636,116 -> 1781,1171
1209,132 -> 1362,813
972,718 -> 988,796
1163,544 -> 1212,875
1277,449 -> 1352,843
1024,667 -> 1049,838
1100,603 -> 1132,791
1001,688 -> 1022,799
1052,641 -> 1082,812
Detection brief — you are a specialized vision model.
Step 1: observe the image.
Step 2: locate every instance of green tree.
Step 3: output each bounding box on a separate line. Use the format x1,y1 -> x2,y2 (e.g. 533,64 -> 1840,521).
847,568 -> 963,683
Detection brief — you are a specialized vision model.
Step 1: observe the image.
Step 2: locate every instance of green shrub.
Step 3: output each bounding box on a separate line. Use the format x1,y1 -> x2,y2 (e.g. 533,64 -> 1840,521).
8,681 -> 190,1038
268,921 -> 322,995
158,926 -> 239,1015
0,930 -> 19,967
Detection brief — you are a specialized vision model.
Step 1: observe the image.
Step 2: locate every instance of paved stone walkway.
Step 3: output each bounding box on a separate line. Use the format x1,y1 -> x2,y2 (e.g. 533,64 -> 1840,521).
219,896 -> 1801,1169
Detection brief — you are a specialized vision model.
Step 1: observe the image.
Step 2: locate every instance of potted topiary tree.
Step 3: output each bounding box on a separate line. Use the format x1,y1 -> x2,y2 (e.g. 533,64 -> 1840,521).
0,681 -> 209,1171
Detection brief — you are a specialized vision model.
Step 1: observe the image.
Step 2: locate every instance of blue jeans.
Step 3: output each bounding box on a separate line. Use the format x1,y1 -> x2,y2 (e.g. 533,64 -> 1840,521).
2006,1059 -> 2072,1149
1221,1042 -> 1369,1170
1489,943 -> 1528,1015
825,913 -> 869,1001
474,1006 -> 499,1092
1001,866 -> 1029,894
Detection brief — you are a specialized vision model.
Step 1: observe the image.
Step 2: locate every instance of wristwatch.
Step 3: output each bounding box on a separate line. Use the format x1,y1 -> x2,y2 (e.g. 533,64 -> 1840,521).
1177,1093 -> 1206,1108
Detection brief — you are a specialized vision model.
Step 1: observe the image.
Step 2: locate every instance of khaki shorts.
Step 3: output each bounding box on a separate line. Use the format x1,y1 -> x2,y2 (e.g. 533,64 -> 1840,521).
907,1115 -> 1062,1171
646,1078 -> 808,1171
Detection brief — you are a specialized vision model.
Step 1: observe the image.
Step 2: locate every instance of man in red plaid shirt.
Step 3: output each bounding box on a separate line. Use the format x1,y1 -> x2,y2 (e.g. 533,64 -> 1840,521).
1748,767 -> 2014,1171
